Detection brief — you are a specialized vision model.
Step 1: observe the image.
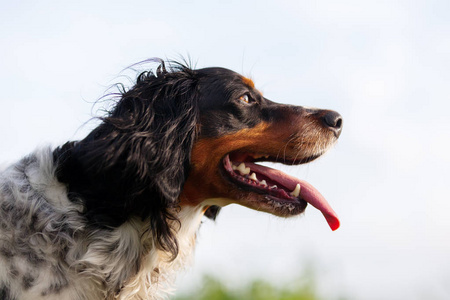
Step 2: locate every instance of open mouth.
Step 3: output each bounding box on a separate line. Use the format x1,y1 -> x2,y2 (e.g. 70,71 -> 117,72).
222,152 -> 340,231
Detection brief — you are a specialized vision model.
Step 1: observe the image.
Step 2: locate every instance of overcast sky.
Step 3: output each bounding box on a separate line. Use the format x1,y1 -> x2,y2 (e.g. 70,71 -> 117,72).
1,1 -> 450,299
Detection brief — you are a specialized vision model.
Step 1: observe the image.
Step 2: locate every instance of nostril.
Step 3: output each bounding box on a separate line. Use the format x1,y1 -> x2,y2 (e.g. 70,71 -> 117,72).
335,116 -> 343,129
323,111 -> 343,135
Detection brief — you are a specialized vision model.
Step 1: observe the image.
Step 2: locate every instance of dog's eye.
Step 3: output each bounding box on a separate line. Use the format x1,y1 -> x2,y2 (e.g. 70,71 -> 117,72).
238,94 -> 255,105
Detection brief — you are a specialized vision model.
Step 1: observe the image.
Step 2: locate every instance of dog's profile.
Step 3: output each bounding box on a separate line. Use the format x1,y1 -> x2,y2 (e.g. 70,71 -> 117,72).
0,59 -> 342,300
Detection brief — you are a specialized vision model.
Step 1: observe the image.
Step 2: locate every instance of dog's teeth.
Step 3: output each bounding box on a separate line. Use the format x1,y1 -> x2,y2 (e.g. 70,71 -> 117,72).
236,163 -> 250,175
290,184 -> 301,197
249,173 -> 258,181
270,185 -> 278,189
260,180 -> 267,187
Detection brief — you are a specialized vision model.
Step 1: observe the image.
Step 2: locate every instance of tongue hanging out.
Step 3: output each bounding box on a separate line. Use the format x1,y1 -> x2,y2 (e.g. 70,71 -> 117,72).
224,155 -> 340,231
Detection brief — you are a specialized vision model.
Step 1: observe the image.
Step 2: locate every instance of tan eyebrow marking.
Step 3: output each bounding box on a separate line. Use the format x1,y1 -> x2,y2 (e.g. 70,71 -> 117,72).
242,77 -> 255,89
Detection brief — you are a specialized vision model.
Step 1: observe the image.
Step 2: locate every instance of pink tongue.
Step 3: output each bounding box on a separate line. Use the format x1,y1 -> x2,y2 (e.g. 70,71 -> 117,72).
247,162 -> 340,231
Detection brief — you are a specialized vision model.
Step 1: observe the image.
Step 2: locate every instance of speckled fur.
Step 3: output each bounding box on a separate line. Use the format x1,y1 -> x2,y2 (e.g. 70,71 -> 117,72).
0,148 -> 203,300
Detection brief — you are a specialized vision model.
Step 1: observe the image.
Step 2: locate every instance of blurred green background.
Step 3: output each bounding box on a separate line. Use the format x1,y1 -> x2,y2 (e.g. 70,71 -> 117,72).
174,267 -> 349,300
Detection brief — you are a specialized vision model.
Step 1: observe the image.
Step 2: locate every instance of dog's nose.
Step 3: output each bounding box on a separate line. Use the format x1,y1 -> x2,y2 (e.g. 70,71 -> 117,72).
322,110 -> 343,137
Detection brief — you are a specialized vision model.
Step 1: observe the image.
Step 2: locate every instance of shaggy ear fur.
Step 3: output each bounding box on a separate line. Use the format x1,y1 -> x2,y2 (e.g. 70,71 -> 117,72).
54,61 -> 199,258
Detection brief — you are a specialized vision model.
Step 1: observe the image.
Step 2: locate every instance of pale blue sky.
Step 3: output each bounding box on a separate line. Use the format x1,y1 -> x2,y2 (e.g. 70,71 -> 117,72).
1,1 -> 449,299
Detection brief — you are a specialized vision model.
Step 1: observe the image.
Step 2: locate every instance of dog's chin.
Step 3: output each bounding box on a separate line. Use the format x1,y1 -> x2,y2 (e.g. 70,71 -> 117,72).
218,152 -> 340,230
233,194 -> 308,218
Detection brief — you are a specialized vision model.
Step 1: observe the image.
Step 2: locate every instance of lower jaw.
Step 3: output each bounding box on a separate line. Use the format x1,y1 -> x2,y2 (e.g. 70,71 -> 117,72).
220,167 -> 308,216
237,194 -> 308,217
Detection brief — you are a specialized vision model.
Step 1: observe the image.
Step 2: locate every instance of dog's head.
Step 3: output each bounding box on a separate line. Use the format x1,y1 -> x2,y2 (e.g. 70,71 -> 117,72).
55,59 -> 342,258
180,66 -> 342,231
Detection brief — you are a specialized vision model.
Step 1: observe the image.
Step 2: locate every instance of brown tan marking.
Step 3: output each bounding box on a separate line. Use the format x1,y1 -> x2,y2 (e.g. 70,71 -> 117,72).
242,76 -> 255,89
180,122 -> 271,206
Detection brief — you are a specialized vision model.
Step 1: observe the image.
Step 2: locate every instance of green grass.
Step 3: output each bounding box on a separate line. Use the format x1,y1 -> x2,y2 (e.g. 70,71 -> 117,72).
174,268 -> 349,300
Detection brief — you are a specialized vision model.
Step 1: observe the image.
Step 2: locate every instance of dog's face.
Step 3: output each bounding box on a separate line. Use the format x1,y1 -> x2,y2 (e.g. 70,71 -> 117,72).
180,67 -> 342,230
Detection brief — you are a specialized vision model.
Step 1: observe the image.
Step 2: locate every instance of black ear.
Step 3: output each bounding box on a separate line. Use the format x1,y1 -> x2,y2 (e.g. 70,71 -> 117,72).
117,64 -> 200,204
55,61 -> 199,258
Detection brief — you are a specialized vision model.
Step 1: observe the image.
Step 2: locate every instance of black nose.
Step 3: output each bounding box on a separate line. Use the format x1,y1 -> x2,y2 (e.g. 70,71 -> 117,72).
322,110 -> 343,137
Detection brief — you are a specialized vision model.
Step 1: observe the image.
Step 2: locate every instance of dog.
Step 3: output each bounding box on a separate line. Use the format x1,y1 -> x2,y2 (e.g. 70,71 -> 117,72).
0,58 -> 342,300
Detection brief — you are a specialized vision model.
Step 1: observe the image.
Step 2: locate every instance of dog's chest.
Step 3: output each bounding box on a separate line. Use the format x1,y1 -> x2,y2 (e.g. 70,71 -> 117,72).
0,151 -> 205,300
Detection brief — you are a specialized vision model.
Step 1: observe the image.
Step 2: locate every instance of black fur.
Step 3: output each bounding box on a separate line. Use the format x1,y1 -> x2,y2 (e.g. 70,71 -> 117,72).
0,285 -> 15,300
